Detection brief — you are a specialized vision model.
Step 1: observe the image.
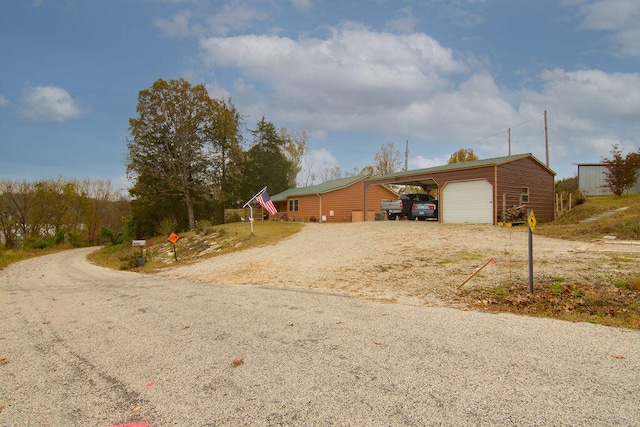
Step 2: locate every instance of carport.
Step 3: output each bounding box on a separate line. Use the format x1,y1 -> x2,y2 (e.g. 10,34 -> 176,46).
363,153 -> 556,224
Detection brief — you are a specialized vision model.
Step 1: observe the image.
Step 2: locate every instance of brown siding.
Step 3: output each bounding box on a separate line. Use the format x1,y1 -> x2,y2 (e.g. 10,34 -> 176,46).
286,194 -> 322,221
365,185 -> 398,213
283,182 -> 397,223
364,155 -> 555,224
497,158 -> 555,222
321,181 -> 365,222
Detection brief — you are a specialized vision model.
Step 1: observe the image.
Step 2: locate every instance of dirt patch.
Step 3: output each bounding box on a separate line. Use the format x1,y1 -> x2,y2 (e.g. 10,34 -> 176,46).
165,221 -> 640,306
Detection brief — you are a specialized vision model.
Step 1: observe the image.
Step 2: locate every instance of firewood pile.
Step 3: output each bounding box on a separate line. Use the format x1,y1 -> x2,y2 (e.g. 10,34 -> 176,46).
500,204 -> 527,223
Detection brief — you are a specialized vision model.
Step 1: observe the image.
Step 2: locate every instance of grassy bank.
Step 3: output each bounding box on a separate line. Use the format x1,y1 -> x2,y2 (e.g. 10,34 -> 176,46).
537,194 -> 640,240
87,221 -> 304,272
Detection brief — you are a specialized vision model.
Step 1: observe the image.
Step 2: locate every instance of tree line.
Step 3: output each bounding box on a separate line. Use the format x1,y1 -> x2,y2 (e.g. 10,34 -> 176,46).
0,178 -> 128,249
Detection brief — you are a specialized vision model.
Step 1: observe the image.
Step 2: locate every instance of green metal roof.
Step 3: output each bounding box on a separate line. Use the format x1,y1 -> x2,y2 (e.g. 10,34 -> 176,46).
271,175 -> 369,202
272,153 -> 554,202
372,153 -> 554,180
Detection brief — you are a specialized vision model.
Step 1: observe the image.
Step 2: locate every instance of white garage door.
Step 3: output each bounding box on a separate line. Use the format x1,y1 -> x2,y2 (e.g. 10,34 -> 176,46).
442,180 -> 493,224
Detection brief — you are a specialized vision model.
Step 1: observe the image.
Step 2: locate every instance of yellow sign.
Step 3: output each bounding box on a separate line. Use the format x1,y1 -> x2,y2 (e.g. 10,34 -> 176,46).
527,210 -> 537,232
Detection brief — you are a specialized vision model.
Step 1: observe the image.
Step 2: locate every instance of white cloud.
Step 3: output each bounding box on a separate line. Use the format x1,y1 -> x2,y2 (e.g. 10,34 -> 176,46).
299,148 -> 337,185
21,86 -> 82,122
206,0 -> 268,36
198,18 -> 640,179
436,0 -> 487,28
410,154 -> 450,170
0,94 -> 9,107
578,0 -> 640,56
535,69 -> 640,120
386,7 -> 418,33
515,68 -> 640,164
155,10 -> 195,37
200,24 -> 468,132
290,0 -> 312,14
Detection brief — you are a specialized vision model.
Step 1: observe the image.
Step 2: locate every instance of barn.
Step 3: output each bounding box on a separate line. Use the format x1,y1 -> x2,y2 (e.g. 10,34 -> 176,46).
578,163 -> 640,196
271,175 -> 397,223
364,153 -> 556,224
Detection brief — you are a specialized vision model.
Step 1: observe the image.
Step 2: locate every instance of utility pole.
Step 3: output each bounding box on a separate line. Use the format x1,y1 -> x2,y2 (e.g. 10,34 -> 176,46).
544,110 -> 549,167
405,140 -> 409,171
508,128 -> 511,156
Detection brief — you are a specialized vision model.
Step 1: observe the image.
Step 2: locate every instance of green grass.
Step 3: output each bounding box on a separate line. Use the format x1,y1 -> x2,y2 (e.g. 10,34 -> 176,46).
0,244 -> 74,270
537,194 -> 640,240
87,221 -> 304,272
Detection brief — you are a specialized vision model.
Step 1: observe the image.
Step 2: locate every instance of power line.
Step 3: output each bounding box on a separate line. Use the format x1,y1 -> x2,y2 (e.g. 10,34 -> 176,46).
471,112 -> 545,145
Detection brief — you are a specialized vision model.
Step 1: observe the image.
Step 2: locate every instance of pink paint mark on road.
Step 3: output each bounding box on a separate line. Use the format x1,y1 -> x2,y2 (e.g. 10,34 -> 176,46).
112,423 -> 154,427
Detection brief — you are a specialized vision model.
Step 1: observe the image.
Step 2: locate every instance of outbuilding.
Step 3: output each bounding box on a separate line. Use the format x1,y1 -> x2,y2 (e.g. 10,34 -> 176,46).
364,153 -> 556,224
271,175 -> 397,223
577,163 -> 640,196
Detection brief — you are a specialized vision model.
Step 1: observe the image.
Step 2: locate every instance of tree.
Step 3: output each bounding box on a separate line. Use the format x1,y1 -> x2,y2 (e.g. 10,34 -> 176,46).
359,165 -> 375,177
239,117 -> 294,202
448,148 -> 479,164
127,78 -> 216,230
320,166 -> 344,182
374,143 -> 402,176
207,98 -> 245,215
602,144 -> 640,197
0,178 -> 128,248
279,127 -> 309,188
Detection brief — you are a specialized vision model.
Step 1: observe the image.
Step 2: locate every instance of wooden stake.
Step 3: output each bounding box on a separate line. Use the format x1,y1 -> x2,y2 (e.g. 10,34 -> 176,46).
456,258 -> 495,290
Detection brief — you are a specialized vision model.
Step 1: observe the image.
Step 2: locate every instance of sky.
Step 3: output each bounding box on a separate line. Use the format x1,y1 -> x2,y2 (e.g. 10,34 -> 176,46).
1,0 -> 640,191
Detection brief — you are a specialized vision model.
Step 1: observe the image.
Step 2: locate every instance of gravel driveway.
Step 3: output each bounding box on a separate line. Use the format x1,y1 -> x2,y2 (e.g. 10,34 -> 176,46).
169,221 -> 640,306
1,223 -> 639,426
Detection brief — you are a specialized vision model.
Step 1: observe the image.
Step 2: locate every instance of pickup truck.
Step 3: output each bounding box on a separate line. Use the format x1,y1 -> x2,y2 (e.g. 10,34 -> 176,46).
381,193 -> 433,220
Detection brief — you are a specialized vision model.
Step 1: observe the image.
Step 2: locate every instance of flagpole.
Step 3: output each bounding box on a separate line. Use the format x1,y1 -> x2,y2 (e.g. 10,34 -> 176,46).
243,186 -> 267,208
243,187 -> 267,234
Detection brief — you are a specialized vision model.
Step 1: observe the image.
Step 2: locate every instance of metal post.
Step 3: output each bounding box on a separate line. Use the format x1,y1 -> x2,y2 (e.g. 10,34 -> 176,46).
249,205 -> 254,234
528,209 -> 534,293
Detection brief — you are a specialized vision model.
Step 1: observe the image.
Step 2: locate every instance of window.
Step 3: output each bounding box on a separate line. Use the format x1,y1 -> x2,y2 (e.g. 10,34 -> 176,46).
288,199 -> 299,212
520,187 -> 529,204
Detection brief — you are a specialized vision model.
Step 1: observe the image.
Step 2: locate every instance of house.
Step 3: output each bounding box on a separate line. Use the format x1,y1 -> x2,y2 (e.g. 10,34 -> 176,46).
271,175 -> 397,223
364,153 -> 556,224
577,163 -> 640,196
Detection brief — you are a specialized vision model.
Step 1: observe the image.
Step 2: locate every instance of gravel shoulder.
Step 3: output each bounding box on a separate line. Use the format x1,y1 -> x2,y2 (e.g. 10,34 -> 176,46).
166,221 -> 640,306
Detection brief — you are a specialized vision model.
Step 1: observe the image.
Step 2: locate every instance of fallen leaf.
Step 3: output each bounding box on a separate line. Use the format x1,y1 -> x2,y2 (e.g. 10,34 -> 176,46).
131,405 -> 141,413
0,403 -> 5,412
373,341 -> 383,346
287,323 -> 294,327
0,358 -> 8,364
232,357 -> 244,367
42,320 -> 51,325
612,355 -> 626,359
182,325 -> 190,329
336,321 -> 342,324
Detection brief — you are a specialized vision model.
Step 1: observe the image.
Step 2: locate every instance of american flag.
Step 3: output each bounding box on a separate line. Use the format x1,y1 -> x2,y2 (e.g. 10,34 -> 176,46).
256,189 -> 277,215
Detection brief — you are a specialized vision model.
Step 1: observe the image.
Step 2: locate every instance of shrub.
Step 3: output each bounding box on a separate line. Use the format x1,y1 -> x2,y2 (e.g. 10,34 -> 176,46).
156,217 -> 178,237
225,213 -> 242,223
572,189 -> 586,206
100,227 -> 124,245
196,220 -> 213,235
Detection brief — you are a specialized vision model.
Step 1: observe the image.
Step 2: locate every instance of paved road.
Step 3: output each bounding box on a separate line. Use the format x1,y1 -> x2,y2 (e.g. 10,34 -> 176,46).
1,248 -> 639,426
